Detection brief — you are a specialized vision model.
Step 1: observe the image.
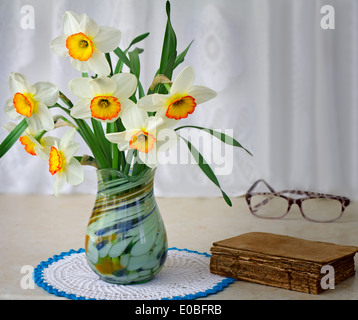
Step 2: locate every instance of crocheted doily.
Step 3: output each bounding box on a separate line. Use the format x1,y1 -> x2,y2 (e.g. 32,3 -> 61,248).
34,248 -> 235,300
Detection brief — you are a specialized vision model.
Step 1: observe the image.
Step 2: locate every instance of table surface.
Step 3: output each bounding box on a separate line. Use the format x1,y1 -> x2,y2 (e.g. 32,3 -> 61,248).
1,193 -> 358,300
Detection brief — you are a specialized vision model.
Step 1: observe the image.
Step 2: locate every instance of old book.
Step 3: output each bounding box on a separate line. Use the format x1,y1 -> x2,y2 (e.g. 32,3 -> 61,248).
210,232 -> 358,294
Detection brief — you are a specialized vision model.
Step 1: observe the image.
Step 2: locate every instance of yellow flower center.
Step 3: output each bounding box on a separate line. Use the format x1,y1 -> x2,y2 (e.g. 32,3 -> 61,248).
129,130 -> 156,153
19,136 -> 36,156
166,95 -> 196,120
49,146 -> 65,175
66,32 -> 94,61
90,95 -> 121,121
13,92 -> 37,117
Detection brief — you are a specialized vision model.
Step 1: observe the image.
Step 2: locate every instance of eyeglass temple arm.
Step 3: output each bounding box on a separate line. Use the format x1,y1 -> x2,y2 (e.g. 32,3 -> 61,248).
278,189 -> 350,203
247,179 -> 276,194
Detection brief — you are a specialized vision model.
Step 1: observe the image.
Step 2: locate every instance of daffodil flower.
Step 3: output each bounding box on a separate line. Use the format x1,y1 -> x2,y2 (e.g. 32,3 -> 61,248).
48,128 -> 84,196
2,121 -> 59,159
105,104 -> 178,168
68,73 -> 137,123
139,66 -> 217,120
4,72 -> 58,132
50,11 -> 121,76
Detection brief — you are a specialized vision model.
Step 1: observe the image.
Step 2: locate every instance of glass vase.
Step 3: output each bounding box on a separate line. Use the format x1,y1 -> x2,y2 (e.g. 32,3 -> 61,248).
85,168 -> 168,284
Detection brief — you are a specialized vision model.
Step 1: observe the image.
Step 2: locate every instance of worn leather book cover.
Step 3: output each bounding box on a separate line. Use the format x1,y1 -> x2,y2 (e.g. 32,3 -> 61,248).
210,232 -> 358,294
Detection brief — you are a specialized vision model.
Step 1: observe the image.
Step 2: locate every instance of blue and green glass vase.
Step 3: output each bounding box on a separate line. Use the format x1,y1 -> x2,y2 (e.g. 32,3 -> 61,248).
85,168 -> 168,284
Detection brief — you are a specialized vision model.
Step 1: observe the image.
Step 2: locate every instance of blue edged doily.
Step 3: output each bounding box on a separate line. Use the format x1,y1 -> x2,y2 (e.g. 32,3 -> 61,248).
34,247 -> 235,300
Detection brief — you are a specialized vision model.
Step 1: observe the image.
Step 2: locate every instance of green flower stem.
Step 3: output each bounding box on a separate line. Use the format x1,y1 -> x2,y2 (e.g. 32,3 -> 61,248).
106,122 -> 119,170
34,130 -> 47,142
116,118 -> 128,171
91,118 -> 111,164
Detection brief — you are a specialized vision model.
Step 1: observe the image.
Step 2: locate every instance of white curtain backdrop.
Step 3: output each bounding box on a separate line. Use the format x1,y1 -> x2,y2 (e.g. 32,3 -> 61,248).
0,0 -> 357,200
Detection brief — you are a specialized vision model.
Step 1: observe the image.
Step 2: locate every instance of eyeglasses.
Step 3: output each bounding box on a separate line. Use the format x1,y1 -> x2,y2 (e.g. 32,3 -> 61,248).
245,179 -> 350,223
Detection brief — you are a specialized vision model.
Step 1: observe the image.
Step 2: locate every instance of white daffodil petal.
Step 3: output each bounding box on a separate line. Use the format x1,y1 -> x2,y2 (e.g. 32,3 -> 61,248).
70,58 -> 90,73
60,128 -> 76,146
63,11 -> 80,34
79,13 -> 99,38
2,122 -> 16,132
26,117 -> 44,134
34,103 -> 54,131
41,136 -> 60,148
105,132 -> 131,151
26,114 -> 43,132
137,94 -> 156,112
89,76 -> 116,96
34,145 -> 50,161
34,82 -> 59,106
49,35 -> 69,57
119,99 -> 136,114
94,26 -> 122,53
68,77 -> 92,99
87,49 -> 110,76
138,149 -> 157,169
9,72 -> 35,95
65,158 -> 84,186
4,98 -> 22,121
145,116 -> 164,135
187,85 -> 217,105
160,116 -> 180,129
53,173 -> 66,197
156,128 -> 179,153
171,66 -> 195,94
60,142 -> 80,159
70,99 -> 91,119
112,73 -> 137,99
121,104 -> 147,130
152,93 -> 171,111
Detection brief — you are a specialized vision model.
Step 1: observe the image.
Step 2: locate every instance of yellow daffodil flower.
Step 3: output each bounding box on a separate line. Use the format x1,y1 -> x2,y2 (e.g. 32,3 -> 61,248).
68,73 -> 137,123
105,103 -> 178,168
47,128 -> 84,196
50,11 -> 121,76
139,66 -> 217,120
4,72 -> 58,132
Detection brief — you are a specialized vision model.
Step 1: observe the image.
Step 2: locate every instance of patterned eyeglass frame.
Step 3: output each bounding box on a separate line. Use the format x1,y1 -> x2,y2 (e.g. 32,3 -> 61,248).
245,179 -> 350,222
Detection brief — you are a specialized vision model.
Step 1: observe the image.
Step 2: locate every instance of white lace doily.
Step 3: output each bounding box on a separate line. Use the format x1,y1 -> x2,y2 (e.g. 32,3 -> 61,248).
34,248 -> 234,300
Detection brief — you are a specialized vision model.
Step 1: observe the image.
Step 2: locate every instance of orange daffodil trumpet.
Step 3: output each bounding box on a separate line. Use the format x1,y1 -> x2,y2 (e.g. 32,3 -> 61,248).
4,72 -> 58,132
139,66 -> 217,120
47,128 -> 84,196
68,73 -> 137,122
50,11 -> 121,76
105,104 -> 178,168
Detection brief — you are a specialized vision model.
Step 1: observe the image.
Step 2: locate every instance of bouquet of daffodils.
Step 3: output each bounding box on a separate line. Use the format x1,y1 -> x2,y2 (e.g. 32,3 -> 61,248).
0,1 -> 250,205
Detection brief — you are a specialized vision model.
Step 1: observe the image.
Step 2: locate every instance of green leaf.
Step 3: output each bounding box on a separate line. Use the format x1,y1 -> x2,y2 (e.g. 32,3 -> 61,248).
174,40 -> 194,69
180,136 -> 232,207
128,48 -> 141,79
113,33 -> 149,75
159,0 -> 177,78
127,32 -> 150,51
164,50 -> 177,80
175,125 -> 252,156
114,47 -> 132,71
0,119 -> 28,159
105,53 -> 113,76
